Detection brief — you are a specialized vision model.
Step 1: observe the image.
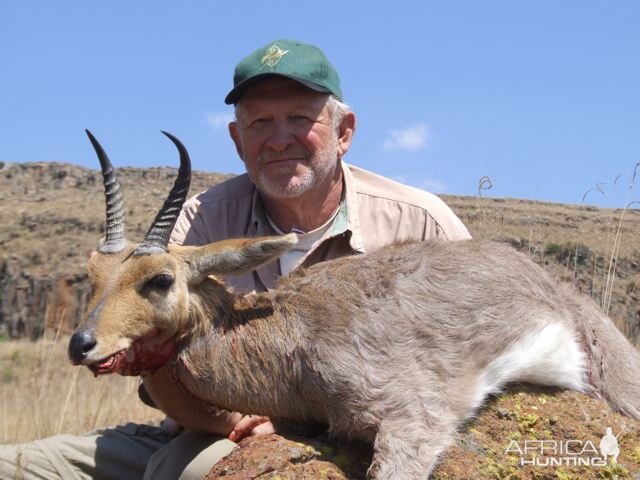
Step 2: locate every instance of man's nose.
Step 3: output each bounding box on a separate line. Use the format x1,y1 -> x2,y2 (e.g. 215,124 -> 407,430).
264,122 -> 295,152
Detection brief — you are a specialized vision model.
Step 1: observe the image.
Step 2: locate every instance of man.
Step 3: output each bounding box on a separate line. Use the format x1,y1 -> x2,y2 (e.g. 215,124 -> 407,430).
0,39 -> 470,479
144,38 -> 471,477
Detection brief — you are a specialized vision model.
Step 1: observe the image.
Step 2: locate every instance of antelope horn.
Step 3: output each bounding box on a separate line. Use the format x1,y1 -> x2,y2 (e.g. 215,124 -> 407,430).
86,130 -> 127,254
134,131 -> 192,255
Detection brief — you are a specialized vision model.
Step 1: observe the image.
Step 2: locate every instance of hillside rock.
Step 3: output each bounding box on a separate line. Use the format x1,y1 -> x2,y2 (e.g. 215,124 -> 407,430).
204,434 -> 371,479
205,387 -> 640,479
0,256 -> 89,338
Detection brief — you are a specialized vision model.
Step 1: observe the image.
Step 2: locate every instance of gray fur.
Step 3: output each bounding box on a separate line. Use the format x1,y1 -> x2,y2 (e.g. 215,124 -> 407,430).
171,239 -> 640,479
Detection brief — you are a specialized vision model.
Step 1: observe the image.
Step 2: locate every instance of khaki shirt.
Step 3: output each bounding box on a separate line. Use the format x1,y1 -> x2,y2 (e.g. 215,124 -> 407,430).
171,162 -> 471,292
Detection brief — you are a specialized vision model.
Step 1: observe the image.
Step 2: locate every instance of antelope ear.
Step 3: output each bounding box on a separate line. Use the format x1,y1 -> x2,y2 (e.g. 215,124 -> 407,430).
187,234 -> 297,284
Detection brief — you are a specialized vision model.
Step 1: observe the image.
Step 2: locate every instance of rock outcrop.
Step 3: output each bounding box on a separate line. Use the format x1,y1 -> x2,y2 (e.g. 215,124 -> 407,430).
205,387 -> 640,479
0,256 -> 90,338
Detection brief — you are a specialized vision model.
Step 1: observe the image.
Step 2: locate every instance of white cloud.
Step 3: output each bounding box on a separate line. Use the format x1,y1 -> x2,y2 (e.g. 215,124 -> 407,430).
383,123 -> 431,152
393,174 -> 447,193
419,177 -> 447,193
205,111 -> 235,129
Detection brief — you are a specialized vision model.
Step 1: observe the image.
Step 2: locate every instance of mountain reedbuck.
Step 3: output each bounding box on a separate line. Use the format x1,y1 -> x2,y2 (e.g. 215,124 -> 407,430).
69,131 -> 640,479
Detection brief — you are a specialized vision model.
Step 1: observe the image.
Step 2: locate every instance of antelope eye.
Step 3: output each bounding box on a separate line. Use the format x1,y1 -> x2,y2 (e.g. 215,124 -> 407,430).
148,274 -> 174,289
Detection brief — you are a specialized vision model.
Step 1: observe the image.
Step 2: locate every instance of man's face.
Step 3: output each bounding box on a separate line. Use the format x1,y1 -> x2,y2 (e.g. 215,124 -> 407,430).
229,78 -> 342,200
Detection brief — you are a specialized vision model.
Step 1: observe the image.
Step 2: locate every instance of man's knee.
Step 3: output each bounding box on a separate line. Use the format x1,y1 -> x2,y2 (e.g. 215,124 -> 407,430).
144,433 -> 236,480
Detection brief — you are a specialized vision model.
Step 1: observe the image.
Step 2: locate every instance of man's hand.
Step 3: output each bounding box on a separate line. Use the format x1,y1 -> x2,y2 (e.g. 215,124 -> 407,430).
142,366 -> 243,435
143,367 -> 275,440
228,415 -> 275,442
161,413 -> 275,442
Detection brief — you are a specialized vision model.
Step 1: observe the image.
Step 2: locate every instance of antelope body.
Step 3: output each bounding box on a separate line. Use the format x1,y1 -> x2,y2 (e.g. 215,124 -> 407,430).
69,132 -> 640,479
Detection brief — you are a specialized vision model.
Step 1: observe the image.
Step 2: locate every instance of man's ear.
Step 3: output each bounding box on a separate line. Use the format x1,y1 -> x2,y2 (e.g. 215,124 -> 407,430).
337,111 -> 356,158
186,234 -> 297,284
229,121 -> 244,160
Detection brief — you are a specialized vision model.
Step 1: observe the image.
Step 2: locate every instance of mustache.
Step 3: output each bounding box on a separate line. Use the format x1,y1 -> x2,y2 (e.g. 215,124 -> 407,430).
259,148 -> 309,162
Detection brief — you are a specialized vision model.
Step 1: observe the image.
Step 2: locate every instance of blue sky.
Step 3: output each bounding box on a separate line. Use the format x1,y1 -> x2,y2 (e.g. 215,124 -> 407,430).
1,1 -> 639,208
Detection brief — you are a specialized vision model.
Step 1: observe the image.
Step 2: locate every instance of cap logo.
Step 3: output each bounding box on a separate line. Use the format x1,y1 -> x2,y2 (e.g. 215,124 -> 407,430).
261,44 -> 289,69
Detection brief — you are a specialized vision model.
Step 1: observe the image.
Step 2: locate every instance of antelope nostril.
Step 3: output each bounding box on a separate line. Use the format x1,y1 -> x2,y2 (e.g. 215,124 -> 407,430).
68,330 -> 97,363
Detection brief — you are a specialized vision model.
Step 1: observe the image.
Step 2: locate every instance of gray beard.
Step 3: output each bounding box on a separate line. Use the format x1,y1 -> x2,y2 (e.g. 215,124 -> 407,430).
250,135 -> 339,200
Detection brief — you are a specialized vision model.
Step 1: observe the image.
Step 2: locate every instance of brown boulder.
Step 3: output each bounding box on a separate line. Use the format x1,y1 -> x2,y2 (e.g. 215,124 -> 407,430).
204,432 -> 371,479
206,386 -> 640,479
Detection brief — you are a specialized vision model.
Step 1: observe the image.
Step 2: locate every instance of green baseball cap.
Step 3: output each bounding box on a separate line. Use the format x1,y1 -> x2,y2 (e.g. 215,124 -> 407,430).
225,39 -> 343,105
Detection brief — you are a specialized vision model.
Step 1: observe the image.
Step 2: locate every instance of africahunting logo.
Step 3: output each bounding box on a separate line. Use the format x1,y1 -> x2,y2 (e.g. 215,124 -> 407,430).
505,427 -> 622,467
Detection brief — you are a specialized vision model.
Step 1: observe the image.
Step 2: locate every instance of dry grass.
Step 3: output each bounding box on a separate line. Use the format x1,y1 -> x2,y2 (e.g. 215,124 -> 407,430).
0,332 -> 163,444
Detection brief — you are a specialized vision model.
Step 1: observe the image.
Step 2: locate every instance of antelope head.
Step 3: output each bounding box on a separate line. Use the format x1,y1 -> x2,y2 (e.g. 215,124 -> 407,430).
68,131 -> 295,376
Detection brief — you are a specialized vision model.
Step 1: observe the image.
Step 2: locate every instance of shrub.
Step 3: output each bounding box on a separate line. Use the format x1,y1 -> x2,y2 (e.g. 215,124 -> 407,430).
544,243 -> 562,256
546,242 -> 592,265
1,368 -> 16,383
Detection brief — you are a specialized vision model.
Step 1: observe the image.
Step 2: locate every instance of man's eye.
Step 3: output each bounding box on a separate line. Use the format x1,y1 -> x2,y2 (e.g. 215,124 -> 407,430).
290,115 -> 312,125
249,118 -> 269,129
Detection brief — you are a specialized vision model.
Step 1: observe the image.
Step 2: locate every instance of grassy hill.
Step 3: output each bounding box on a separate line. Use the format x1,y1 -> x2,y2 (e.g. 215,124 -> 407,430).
0,161 -> 638,342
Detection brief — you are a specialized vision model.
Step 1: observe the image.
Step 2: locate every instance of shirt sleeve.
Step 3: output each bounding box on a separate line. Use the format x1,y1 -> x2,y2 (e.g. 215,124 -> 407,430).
420,193 -> 472,241
433,210 -> 472,241
170,201 -> 211,247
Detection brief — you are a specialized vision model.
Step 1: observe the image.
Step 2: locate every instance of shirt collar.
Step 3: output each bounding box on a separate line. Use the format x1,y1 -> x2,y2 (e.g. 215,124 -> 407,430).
246,161 -> 365,252
248,187 -> 273,237
340,161 -> 365,253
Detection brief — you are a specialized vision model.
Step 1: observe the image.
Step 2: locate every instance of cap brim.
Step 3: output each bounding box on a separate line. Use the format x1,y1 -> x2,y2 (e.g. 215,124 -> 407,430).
224,73 -> 332,105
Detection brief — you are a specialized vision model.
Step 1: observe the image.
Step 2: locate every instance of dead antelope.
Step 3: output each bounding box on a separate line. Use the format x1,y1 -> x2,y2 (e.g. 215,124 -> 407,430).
69,131 -> 640,479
